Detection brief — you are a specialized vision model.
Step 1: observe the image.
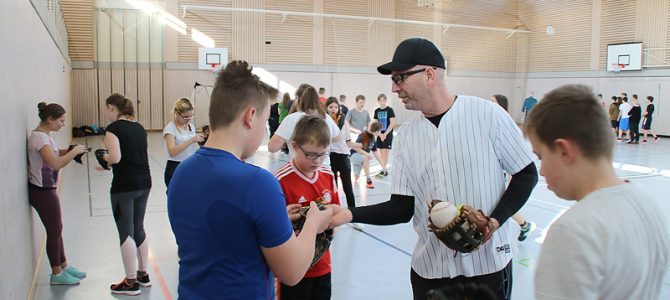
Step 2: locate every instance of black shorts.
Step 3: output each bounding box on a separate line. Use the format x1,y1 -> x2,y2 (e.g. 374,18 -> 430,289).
642,118 -> 653,130
610,120 -> 619,129
376,132 -> 393,149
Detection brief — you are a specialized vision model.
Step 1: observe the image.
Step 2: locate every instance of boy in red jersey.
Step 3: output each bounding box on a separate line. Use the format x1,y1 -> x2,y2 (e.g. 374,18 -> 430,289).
274,115 -> 341,300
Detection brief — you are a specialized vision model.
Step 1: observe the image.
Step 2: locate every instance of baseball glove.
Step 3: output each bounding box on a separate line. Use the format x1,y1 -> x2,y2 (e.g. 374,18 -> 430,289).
292,201 -> 332,268
197,124 -> 210,147
67,145 -> 88,164
428,204 -> 491,253
94,149 -> 110,170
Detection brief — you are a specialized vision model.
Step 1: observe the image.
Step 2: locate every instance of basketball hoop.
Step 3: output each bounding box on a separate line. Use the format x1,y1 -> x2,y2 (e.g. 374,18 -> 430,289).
210,63 -> 220,79
611,63 -> 624,73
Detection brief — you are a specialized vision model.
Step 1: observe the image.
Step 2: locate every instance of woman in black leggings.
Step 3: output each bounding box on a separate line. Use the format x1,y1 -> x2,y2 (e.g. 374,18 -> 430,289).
28,102 -> 88,285
98,93 -> 152,296
163,98 -> 204,187
325,97 -> 357,207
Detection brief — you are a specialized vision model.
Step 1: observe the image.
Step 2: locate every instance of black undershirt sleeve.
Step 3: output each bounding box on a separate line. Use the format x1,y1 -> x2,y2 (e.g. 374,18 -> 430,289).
490,162 -> 539,225
350,194 -> 414,225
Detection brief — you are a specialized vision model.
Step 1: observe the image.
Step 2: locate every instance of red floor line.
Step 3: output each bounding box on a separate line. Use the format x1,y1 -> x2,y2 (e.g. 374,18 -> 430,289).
148,247 -> 174,300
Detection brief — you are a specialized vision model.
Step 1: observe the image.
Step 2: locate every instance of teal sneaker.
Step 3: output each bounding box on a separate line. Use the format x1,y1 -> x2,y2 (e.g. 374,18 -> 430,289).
64,266 -> 87,279
50,271 -> 80,285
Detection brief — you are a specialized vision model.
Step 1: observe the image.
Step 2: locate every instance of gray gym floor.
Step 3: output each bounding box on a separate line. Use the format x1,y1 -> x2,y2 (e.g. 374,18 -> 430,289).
32,132 -> 670,299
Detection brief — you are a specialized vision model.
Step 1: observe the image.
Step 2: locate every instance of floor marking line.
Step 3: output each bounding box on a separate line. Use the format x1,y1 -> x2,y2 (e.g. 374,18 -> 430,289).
148,247 -> 174,300
348,224 -> 413,257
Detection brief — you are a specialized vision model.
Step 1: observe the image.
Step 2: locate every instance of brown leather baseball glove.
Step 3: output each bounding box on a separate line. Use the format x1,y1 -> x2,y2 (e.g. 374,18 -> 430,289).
429,204 -> 491,253
292,201 -> 332,268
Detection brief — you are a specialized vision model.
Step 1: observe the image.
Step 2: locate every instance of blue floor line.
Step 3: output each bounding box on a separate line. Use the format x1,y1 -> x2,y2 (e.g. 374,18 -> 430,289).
348,224 -> 413,257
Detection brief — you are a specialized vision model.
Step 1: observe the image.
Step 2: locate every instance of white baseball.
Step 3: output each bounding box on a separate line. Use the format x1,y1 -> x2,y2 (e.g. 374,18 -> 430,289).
430,201 -> 459,228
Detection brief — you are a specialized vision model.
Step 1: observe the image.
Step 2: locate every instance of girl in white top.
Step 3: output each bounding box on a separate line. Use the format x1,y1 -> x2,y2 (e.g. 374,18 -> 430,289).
325,97 -> 361,208
268,85 -> 340,166
163,98 -> 204,186
28,102 -> 88,285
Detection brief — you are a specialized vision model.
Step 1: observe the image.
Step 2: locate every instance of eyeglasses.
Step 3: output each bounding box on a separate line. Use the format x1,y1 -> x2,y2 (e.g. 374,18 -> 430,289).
391,68 -> 435,85
297,145 -> 329,161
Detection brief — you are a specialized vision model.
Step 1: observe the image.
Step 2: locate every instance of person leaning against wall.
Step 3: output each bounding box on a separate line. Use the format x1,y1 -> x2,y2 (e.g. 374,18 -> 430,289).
28,102 -> 89,285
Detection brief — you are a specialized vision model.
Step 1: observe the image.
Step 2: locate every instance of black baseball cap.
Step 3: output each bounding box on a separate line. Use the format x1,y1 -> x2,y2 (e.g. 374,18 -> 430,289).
377,38 -> 445,75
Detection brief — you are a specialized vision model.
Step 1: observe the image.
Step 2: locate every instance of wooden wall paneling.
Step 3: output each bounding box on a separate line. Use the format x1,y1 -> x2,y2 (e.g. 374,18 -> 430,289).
600,0 -> 636,70
137,67 -> 152,129
179,0 -> 233,62
124,10 -> 138,111
395,0 -> 434,44
442,29 -> 516,72
441,0 -> 518,29
135,13 -> 151,129
635,0 -> 668,67
368,0 -> 396,66
323,0 -> 369,66
110,10 -> 125,95
520,0 -> 592,72
62,0 -> 95,61
265,0 -> 314,64
97,65 -> 112,127
71,69 -> 98,126
232,0 -> 265,63
150,67 -> 164,130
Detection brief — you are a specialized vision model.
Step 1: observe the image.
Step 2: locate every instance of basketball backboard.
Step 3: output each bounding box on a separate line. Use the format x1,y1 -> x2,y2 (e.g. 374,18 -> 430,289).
606,42 -> 642,72
198,47 -> 228,71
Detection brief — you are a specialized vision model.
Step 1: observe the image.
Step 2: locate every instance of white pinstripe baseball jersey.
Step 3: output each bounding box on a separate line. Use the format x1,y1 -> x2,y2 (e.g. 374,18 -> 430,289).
391,95 -> 535,278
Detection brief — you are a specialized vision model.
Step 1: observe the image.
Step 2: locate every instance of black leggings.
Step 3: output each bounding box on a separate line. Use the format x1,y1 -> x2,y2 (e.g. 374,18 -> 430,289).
410,261 -> 513,300
29,184 -> 66,267
329,153 -> 356,208
111,189 -> 150,245
164,160 -> 180,187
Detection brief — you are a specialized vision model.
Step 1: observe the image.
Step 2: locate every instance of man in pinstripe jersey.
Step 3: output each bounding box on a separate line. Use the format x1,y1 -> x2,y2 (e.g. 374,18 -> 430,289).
331,38 -> 538,300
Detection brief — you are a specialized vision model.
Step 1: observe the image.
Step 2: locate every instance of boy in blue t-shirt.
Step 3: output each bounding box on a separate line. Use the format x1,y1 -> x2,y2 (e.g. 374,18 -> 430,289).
168,61 -> 333,300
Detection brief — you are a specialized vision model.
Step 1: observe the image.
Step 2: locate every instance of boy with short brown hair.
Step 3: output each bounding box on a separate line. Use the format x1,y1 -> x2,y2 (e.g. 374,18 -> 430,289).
524,84 -> 669,300
274,115 -> 341,300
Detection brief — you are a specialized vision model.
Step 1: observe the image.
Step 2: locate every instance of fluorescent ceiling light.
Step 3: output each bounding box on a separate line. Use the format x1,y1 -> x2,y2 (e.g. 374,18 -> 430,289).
161,17 -> 187,34
127,0 -> 187,34
126,0 -> 158,14
191,28 -> 215,48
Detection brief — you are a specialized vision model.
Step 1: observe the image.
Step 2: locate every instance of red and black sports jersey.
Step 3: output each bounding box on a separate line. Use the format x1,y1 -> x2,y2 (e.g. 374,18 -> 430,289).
274,161 -> 340,278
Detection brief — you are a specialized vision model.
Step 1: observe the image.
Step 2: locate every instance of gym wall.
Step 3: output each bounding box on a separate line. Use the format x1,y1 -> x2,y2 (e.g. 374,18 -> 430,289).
1,0 -> 73,299
63,0 -> 670,133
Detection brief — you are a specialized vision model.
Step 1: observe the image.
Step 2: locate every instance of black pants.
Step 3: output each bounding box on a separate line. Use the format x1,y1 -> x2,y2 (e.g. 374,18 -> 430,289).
280,273 -> 331,300
630,120 -> 640,142
164,160 -> 180,188
410,261 -> 513,300
269,119 -> 280,138
329,153 -> 356,208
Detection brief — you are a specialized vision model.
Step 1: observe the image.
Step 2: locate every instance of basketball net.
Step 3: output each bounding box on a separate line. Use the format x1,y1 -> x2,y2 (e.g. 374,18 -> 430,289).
210,63 -> 220,79
611,63 -> 624,73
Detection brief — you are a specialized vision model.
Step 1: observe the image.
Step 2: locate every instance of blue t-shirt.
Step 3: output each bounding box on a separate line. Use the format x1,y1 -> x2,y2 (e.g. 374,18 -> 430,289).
167,147 -> 293,300
522,96 -> 538,113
